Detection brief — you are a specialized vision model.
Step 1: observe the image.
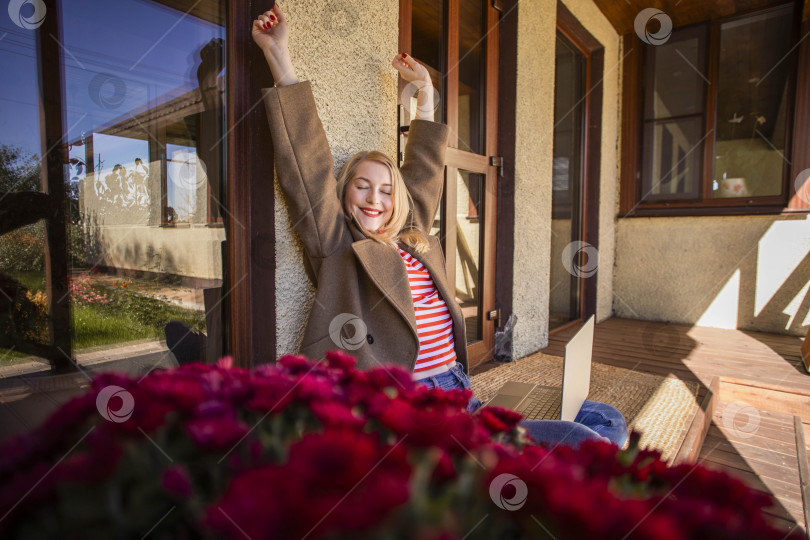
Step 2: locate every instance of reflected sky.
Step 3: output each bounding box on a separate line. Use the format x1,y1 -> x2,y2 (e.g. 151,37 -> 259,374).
0,0 -> 223,158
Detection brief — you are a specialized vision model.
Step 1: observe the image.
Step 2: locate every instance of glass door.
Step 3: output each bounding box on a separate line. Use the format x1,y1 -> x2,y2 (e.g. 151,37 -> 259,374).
404,0 -> 499,368
549,31 -> 587,330
0,0 -> 229,383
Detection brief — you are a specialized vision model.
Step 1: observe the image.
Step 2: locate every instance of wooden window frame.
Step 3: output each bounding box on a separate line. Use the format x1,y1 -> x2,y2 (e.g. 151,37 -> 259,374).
619,2 -> 810,218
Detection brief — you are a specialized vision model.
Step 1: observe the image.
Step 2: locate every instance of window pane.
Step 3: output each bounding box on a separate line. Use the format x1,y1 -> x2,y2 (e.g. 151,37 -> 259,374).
455,171 -> 483,344
644,26 -> 707,120
63,0 -> 227,372
641,25 -> 706,202
712,6 -> 794,199
552,34 -> 585,220
1,0 -> 229,439
458,0 -> 485,154
642,118 -> 703,200
0,221 -> 50,363
550,33 -> 585,330
411,0 -> 445,123
0,4 -> 49,369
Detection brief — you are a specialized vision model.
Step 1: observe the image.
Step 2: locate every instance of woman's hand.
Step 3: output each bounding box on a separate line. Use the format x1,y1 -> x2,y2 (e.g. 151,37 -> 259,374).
392,53 -> 431,87
252,4 -> 287,53
252,4 -> 298,87
392,53 -> 435,120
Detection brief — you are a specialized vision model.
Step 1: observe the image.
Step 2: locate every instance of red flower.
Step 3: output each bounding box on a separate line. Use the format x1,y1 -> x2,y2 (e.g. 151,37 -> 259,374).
138,372 -> 206,411
294,372 -> 339,402
206,466 -> 296,539
208,429 -> 411,539
366,365 -> 416,393
324,349 -> 356,371
278,354 -> 317,374
310,401 -> 364,429
283,429 -> 411,535
187,417 -> 249,452
161,464 -> 193,498
478,406 -> 523,434
245,374 -> 297,413
374,397 -> 481,451
57,428 -> 122,484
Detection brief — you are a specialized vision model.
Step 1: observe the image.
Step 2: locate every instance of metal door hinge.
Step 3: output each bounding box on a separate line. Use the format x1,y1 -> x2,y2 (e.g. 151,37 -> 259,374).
490,156 -> 504,177
487,308 -> 501,328
492,0 -> 503,13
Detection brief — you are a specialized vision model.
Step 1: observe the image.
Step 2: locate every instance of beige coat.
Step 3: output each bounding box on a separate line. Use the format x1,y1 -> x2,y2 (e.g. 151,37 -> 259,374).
263,81 -> 468,373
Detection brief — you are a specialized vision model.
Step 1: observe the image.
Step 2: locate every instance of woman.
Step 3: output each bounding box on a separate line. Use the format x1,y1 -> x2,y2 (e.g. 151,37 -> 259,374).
252,4 -> 626,447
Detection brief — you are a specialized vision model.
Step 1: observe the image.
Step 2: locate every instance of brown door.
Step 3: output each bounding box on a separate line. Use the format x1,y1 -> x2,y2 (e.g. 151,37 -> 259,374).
549,5 -> 604,332
401,0 -> 499,368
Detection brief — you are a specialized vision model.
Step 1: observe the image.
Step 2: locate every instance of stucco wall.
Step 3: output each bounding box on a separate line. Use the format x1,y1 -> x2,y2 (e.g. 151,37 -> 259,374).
614,215 -> 810,337
512,0 -> 620,359
273,0 -> 400,356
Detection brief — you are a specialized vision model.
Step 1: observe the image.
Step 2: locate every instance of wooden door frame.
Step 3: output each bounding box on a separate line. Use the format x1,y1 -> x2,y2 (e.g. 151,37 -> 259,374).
399,0 -> 499,369
226,1 -> 277,367
549,2 -> 603,335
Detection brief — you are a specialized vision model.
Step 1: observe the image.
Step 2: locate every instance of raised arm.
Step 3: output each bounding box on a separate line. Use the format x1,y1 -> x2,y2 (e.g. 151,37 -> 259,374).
399,120 -> 449,234
392,54 -> 449,233
254,5 -> 346,258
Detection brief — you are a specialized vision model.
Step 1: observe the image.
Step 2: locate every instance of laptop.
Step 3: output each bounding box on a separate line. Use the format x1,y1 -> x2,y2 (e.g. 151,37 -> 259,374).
484,315 -> 595,421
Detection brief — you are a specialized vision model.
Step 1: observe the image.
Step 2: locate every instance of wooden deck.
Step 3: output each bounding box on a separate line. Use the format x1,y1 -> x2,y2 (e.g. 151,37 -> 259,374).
541,317 -> 810,537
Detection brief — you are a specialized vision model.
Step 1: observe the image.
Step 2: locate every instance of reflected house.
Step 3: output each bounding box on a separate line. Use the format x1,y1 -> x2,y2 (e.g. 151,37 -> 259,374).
73,75 -> 225,288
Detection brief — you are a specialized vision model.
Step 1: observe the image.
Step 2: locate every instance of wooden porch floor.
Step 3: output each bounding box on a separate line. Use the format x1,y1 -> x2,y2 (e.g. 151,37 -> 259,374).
541,317 -> 809,537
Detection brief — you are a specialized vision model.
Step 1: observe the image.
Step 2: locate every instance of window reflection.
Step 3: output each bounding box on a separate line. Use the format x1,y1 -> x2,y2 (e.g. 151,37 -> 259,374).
411,0 -> 445,123
458,0 -> 485,155
0,0 -> 228,439
712,6 -> 793,198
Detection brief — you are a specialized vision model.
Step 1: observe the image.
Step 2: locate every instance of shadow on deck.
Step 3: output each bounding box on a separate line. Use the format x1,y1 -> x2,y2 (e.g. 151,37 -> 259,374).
534,317 -> 809,537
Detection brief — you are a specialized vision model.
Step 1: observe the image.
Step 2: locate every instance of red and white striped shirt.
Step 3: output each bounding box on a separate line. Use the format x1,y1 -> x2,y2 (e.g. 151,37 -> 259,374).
397,248 -> 457,373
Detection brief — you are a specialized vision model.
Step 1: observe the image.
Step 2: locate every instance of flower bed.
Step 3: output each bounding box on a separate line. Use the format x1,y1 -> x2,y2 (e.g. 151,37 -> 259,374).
0,352 -> 797,539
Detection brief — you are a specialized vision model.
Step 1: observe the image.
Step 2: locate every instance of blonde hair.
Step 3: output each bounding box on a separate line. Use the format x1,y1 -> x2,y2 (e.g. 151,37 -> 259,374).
336,151 -> 429,254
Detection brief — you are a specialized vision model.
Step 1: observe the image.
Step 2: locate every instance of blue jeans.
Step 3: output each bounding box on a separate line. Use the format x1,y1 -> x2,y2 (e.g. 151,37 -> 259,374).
415,364 -> 627,448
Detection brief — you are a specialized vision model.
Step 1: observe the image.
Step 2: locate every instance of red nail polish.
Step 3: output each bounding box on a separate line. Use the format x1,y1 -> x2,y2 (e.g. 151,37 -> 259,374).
270,15 -> 276,20
401,53 -> 407,58
263,22 -> 268,29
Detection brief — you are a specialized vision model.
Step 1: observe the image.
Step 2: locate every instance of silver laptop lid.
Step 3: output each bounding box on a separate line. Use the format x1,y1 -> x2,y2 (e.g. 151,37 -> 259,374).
560,315 -> 595,422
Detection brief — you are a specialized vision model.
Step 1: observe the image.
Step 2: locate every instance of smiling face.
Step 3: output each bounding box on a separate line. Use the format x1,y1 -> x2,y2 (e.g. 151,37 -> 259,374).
343,159 -> 394,233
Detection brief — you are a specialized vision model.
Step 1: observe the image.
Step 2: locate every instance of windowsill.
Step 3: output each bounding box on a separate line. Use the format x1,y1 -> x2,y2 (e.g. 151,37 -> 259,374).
619,206 -> 810,218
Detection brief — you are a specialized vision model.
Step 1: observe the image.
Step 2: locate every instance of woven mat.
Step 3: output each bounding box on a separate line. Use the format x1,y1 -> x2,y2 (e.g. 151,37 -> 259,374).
471,352 -> 700,461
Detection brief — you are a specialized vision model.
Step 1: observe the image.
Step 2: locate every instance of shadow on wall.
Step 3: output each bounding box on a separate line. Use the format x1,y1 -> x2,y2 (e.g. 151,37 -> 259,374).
737,246 -> 810,336
615,214 -> 809,338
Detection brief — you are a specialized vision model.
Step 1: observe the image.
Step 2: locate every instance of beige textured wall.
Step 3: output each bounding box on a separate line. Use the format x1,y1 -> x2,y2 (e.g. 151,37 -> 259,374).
614,215 -> 810,336
512,0 -> 556,359
273,0 -> 400,356
512,0 -> 620,359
